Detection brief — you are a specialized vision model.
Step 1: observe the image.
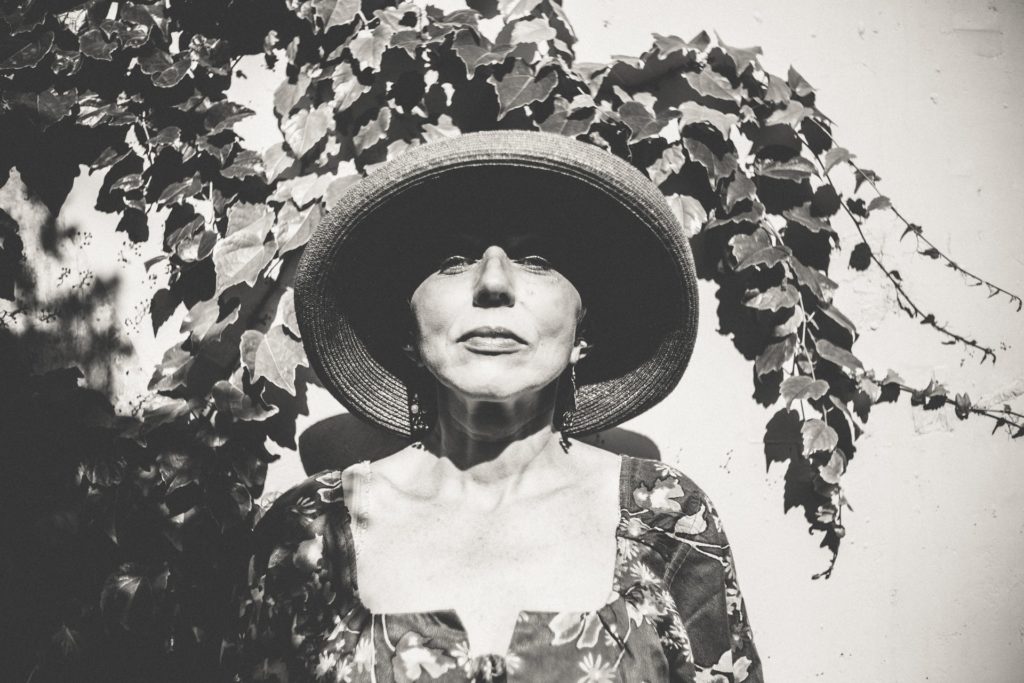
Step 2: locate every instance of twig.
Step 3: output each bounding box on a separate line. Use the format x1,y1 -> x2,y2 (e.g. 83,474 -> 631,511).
812,126 -> 1022,312
799,136 -> 998,363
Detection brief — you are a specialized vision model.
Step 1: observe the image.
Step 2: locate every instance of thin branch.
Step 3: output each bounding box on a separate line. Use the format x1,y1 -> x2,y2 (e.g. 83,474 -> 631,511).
812,125 -> 1022,312
800,136 -> 998,363
887,382 -> 1024,437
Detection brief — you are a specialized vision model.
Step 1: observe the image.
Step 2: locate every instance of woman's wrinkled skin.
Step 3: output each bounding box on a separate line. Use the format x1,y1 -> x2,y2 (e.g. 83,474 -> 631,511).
408,237 -> 588,442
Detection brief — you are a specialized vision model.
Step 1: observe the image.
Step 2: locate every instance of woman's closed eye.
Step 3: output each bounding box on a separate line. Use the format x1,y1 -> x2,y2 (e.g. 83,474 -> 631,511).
437,255 -> 476,273
436,254 -> 554,274
513,255 -> 554,271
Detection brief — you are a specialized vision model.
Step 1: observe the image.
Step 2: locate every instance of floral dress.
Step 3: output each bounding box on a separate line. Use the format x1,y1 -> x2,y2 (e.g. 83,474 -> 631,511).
229,454 -> 763,682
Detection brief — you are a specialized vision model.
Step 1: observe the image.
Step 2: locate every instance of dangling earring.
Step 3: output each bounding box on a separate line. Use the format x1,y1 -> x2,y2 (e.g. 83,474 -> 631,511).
408,387 -> 430,442
559,364 -> 577,453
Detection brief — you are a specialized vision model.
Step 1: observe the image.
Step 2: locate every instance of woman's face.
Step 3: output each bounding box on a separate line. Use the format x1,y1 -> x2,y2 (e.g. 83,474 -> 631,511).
409,232 -> 585,403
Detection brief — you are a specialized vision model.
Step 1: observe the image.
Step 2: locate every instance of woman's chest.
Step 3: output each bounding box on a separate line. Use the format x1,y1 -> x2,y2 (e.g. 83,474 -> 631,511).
354,488 -> 621,615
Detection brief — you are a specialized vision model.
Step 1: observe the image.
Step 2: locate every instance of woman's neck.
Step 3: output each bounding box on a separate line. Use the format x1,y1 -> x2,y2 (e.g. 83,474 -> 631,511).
412,387 -> 572,506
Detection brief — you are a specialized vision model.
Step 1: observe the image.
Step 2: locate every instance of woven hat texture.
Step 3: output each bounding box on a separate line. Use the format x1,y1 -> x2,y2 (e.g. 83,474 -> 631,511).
294,130 -> 699,437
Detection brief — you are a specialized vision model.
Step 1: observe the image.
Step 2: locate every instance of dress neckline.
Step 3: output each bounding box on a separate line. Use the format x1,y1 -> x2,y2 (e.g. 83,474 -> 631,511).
332,452 -> 634,659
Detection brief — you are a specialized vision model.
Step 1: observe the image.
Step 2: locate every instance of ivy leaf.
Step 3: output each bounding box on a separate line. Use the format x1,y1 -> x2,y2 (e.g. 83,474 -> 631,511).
274,72 -> 310,118
157,174 -> 202,206
100,566 -> 149,630
50,47 -> 82,76
539,97 -> 595,137
816,338 -> 864,373
204,101 -> 254,135
152,56 -> 191,88
801,419 -> 838,456
678,101 -> 737,138
332,62 -> 369,109
665,195 -> 707,237
354,107 -> 391,154
452,30 -> 513,78
766,100 -> 812,128
781,376 -> 829,409
283,106 -> 331,157
788,66 -> 815,97
350,23 -> 395,70
275,201 -> 323,255
784,203 -> 835,234
745,284 -> 800,312
731,232 -> 790,270
488,61 -> 557,120
682,137 -> 738,182
79,28 -> 116,61
823,147 -> 854,174
819,302 -> 858,339
764,74 -> 790,104
683,70 -> 741,103
181,297 -> 240,344
263,142 -> 298,183
818,449 -> 846,485
222,149 -> 265,180
900,223 -> 923,240
176,227 -> 217,262
954,392 -> 972,420
854,168 -> 881,192
773,306 -> 804,338
647,145 -> 686,186
499,0 -> 543,21
422,114 -> 461,142
34,88 -> 77,128
867,195 -> 891,212
509,17 -> 556,46
241,325 -> 307,395
313,0 -> 360,30
148,126 -> 182,151
0,30 -> 54,70
274,288 -> 300,335
754,157 -> 817,181
227,202 -> 274,237
148,344 -> 195,392
270,172 -> 336,206
715,34 -> 762,74
213,214 -> 277,294
652,31 -> 710,57
212,367 -> 279,421
725,172 -> 757,211
911,378 -> 948,409
756,335 -> 797,376
789,257 -> 837,304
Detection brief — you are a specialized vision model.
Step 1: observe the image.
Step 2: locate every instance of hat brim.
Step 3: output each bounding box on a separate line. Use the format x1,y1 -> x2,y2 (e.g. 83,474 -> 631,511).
295,130 -> 699,437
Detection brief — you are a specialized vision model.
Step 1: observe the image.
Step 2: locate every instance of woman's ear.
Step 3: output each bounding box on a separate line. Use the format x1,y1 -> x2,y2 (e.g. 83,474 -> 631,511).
570,338 -> 590,365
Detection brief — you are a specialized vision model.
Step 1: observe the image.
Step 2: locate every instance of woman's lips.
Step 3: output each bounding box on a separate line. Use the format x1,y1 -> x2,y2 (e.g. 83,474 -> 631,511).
459,328 -> 527,354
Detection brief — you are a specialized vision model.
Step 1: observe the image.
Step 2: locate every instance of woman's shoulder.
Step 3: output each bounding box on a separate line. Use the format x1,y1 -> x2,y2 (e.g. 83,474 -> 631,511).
619,454 -> 728,545
253,466 -> 360,548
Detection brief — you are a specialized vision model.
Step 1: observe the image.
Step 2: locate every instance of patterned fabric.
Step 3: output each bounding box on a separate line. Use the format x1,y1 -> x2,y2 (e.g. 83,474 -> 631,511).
228,455 -> 763,682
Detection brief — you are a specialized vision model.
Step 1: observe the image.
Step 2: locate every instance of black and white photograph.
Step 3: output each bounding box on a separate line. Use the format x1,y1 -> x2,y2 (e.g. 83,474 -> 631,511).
2,1 -> 1022,681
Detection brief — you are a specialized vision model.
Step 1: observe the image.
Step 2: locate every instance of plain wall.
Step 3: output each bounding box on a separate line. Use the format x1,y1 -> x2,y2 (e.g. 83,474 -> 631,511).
5,1 -> 1021,681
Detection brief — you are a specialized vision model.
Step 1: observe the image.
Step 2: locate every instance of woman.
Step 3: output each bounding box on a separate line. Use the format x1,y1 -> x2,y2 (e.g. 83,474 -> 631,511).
232,131 -> 762,682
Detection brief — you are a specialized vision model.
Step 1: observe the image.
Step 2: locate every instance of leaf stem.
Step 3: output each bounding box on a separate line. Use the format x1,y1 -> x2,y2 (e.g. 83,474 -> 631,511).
800,135 -> 998,363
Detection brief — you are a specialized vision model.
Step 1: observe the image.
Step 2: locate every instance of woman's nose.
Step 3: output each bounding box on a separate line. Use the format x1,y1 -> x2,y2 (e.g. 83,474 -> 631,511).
472,245 -> 516,307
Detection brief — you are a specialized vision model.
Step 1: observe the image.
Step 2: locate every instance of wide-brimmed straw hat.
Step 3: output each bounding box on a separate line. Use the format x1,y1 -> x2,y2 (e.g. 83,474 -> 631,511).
294,130 -> 699,437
